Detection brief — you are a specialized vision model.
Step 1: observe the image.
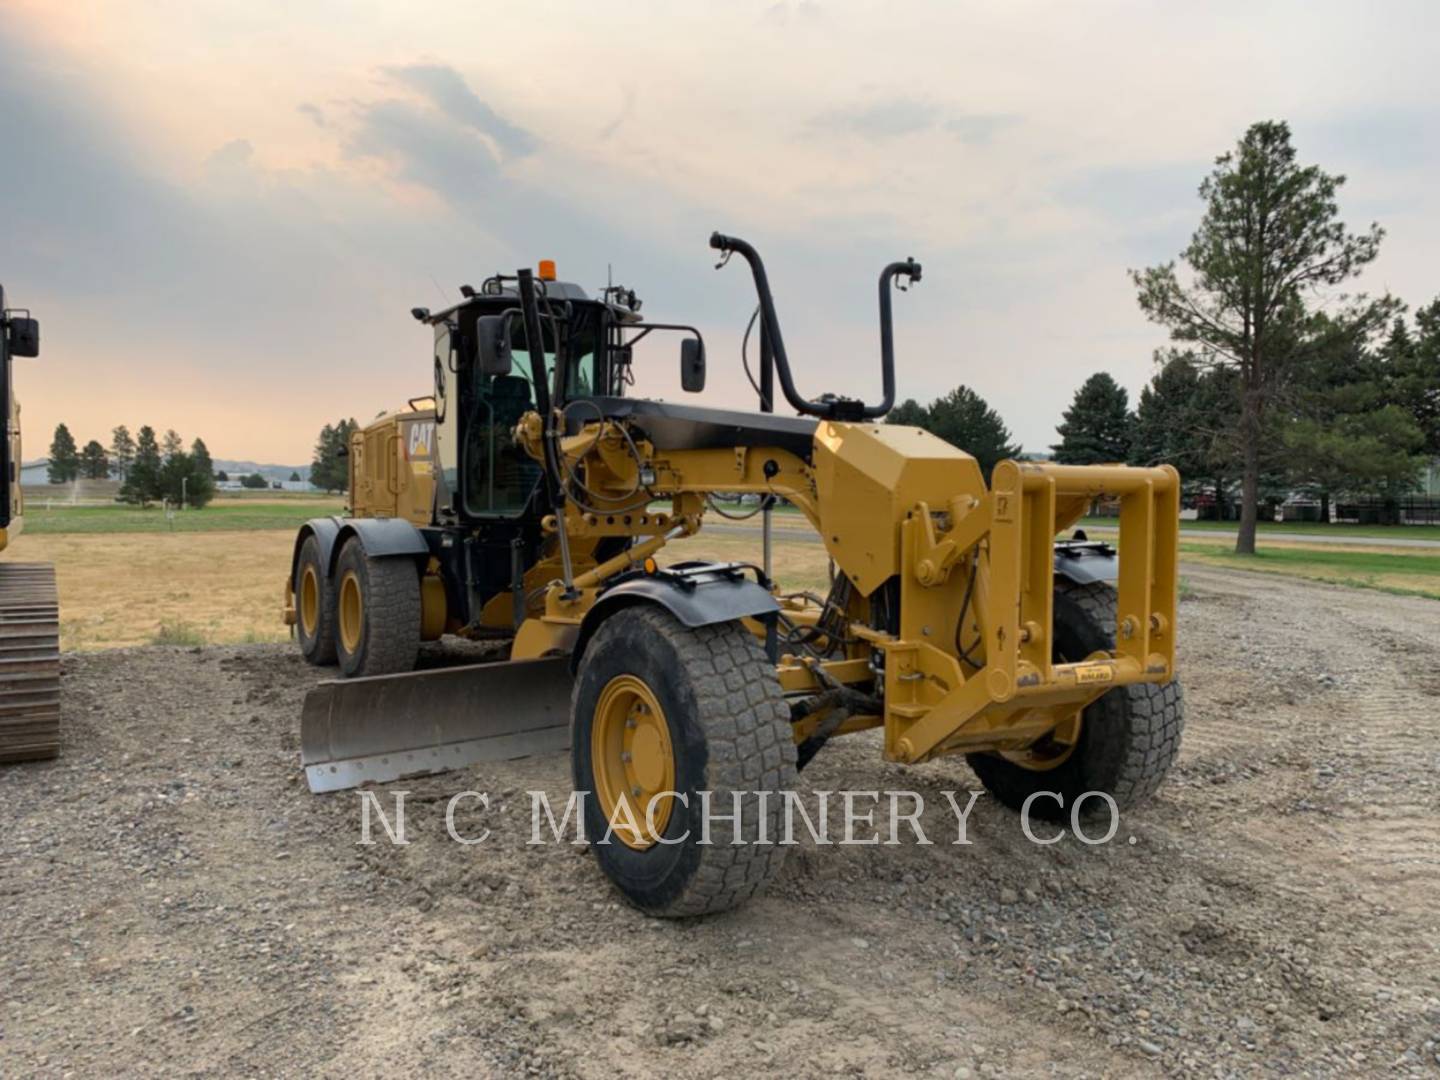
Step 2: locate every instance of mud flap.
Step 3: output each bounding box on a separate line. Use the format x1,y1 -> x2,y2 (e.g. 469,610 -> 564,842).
300,656 -> 573,793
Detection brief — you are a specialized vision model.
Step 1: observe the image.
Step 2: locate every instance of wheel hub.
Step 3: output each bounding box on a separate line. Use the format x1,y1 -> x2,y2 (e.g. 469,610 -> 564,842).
338,570 -> 363,654
998,709 -> 1083,771
299,565 -> 320,637
591,674 -> 675,849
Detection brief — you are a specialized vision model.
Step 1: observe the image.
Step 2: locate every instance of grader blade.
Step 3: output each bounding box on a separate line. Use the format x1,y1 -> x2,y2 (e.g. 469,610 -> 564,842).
300,657 -> 572,793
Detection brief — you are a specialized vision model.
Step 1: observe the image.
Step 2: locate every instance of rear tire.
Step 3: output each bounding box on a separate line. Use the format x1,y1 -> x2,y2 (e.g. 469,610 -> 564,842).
967,581 -> 1184,819
334,538 -> 421,678
572,607 -> 797,917
294,535 -> 337,666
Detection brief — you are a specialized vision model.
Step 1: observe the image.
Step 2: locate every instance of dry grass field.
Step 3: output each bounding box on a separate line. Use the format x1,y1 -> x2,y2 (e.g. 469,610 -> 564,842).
6,530 -> 296,651
6,508 -> 1434,651
1,524 -> 829,651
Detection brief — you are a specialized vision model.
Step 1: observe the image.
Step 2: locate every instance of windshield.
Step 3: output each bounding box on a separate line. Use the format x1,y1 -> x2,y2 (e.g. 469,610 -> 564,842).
458,308 -> 601,517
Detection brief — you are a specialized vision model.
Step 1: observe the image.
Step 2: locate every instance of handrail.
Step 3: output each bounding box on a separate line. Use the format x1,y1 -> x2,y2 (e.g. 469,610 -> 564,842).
709,232 -> 920,420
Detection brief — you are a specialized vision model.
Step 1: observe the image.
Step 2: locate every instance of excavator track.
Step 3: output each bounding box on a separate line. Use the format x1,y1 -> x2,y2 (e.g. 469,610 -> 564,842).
0,563 -> 60,763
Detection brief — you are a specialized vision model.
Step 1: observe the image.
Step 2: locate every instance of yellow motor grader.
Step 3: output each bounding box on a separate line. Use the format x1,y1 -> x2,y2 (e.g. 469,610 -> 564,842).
286,235 -> 1183,916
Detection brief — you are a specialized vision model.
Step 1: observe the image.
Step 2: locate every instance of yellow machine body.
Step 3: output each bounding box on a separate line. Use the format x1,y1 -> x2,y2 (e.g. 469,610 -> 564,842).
334,399 -> 1179,768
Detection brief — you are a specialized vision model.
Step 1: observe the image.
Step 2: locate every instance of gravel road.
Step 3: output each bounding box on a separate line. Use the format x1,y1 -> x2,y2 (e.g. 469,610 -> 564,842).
2,567 -> 1438,1077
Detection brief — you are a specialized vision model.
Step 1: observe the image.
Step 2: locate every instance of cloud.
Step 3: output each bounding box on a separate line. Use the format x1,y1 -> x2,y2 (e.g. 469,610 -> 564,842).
810,97 -> 1016,144
383,62 -> 535,158
599,85 -> 636,142
297,102 -> 327,127
344,98 -> 502,202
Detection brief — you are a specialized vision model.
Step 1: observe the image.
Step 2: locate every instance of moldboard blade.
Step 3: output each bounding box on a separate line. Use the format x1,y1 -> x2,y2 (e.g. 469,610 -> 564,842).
300,656 -> 573,793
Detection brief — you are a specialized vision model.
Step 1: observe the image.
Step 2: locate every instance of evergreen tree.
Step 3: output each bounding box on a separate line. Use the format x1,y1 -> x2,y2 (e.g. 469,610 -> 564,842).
886,399 -> 929,427
216,470 -> 229,482
47,423 -> 80,483
1385,306 -> 1440,457
1282,319 -> 1426,519
310,423 -> 337,492
289,470 -> 302,483
1130,355 -> 1243,516
925,386 -> 1021,481
109,425 -> 136,481
1133,120 -> 1397,554
120,425 -> 162,505
241,472 -> 270,490
1052,372 -> 1133,464
186,438 -> 216,509
80,439 -> 110,480
886,388 -> 1019,480
310,417 -> 358,493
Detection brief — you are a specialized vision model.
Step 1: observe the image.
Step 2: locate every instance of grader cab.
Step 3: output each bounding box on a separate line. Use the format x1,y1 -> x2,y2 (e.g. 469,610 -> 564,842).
285,235 -> 1183,916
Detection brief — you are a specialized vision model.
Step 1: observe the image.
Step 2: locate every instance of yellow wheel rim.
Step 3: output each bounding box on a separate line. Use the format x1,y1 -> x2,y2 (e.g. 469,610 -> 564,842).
999,709 -> 1083,772
338,570 -> 363,654
590,674 -> 676,850
299,564 -> 320,638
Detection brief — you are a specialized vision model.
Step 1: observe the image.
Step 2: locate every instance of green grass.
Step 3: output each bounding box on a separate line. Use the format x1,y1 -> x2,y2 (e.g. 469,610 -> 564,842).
21,500 -> 345,535
151,619 -> 206,646
1178,541 -> 1440,600
1082,516 -> 1440,541
1179,542 -> 1440,577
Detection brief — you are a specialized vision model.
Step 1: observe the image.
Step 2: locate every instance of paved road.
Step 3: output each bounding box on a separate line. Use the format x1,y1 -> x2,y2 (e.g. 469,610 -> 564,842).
702,519 -> 1440,550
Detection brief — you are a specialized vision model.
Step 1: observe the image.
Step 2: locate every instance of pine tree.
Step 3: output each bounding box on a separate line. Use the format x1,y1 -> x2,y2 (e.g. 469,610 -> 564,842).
886,399 -> 929,427
310,423 -> 337,492
110,425 -> 136,481
120,425 -> 162,506
1385,306 -> 1440,457
925,386 -> 1021,481
310,417 -> 359,493
187,438 -> 216,509
80,440 -> 110,480
1052,372 -> 1133,464
47,423 -> 80,483
1133,120 -> 1397,553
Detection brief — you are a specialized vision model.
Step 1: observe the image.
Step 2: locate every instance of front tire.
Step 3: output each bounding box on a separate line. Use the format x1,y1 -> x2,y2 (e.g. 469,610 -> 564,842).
967,581 -> 1184,819
334,539 -> 421,678
572,607 -> 797,917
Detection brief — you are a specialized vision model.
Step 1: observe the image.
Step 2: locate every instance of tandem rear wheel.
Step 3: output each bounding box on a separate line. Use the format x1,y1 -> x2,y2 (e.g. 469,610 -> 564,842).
571,607 -> 797,917
332,538 -> 422,678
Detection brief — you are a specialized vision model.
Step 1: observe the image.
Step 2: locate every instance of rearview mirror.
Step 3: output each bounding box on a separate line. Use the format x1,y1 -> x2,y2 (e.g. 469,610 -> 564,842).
475,315 -> 513,376
680,337 -> 705,393
6,317 -> 39,359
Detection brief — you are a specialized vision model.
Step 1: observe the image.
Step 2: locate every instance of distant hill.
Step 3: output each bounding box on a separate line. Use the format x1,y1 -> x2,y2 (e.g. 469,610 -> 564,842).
213,460 -> 310,481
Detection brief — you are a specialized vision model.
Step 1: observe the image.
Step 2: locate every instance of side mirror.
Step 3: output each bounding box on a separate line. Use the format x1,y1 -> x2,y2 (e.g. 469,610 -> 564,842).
475,315 -> 513,376
680,337 -> 705,393
6,317 -> 39,359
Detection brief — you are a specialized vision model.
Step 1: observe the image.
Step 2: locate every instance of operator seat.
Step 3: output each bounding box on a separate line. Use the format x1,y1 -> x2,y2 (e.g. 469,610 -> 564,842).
488,374 -> 542,509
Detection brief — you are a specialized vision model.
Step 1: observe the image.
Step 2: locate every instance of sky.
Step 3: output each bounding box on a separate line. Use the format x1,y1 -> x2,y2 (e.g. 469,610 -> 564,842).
3,0 -> 1439,465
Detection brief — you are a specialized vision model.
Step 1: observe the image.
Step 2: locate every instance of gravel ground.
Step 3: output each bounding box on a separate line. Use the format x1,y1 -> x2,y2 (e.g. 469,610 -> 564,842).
2,567 -> 1438,1078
